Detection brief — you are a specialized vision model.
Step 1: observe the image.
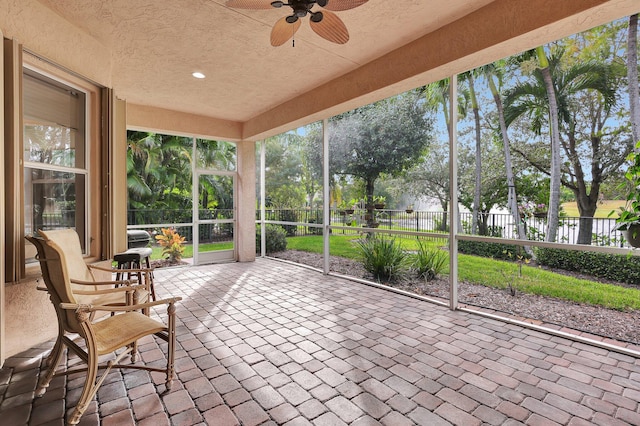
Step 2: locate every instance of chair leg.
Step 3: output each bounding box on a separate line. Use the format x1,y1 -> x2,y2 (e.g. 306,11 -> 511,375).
165,303 -> 177,390
145,256 -> 156,301
45,325 -> 64,367
36,338 -> 65,397
68,349 -> 100,425
130,340 -> 139,363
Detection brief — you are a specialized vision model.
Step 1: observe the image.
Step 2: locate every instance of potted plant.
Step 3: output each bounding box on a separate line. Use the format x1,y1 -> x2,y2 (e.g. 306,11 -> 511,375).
345,199 -> 357,214
337,200 -> 348,215
610,141 -> 640,247
533,203 -> 547,218
373,195 -> 386,209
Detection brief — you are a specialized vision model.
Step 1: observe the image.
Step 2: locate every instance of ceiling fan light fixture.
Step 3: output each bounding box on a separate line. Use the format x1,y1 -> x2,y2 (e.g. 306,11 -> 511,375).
285,14 -> 299,23
310,11 -> 323,23
270,1 -> 284,7
317,0 -> 328,6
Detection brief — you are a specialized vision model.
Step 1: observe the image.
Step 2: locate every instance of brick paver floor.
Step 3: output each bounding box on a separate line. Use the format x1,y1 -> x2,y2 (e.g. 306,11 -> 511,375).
1,258 -> 640,425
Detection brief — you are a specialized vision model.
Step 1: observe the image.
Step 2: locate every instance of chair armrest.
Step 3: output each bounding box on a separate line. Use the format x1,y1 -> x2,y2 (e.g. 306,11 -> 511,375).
61,296 -> 182,313
89,264 -> 154,274
71,278 -> 139,286
72,285 -> 142,296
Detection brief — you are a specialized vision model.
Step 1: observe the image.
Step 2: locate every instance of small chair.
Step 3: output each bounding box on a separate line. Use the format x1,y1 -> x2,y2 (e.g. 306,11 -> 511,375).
29,230 -> 181,425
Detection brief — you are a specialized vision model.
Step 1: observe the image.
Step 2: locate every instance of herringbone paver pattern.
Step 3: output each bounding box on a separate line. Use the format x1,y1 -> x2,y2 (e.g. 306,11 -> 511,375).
1,258 -> 639,425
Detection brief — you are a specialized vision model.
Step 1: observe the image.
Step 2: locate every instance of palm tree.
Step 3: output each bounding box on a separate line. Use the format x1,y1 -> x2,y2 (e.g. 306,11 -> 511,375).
480,62 -> 528,244
629,14 -> 640,146
460,71 -> 482,235
502,47 -> 562,242
505,47 -> 622,244
536,46 -> 562,243
127,132 -> 193,222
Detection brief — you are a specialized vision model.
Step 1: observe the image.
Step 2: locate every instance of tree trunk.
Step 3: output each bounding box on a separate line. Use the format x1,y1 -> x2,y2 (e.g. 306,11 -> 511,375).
629,14 -> 640,146
575,187 -> 599,245
576,197 -> 597,245
440,200 -> 449,232
469,74 -> 482,235
365,178 -> 375,228
488,74 -> 529,250
537,46 -> 561,243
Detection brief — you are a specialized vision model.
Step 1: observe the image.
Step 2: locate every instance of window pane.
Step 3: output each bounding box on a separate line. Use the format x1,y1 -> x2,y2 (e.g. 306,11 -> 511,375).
24,168 -> 86,250
23,71 -> 86,169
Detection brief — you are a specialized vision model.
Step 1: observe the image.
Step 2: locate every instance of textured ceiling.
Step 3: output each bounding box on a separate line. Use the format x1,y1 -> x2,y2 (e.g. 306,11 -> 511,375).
34,0 -> 639,139
35,0 -> 493,121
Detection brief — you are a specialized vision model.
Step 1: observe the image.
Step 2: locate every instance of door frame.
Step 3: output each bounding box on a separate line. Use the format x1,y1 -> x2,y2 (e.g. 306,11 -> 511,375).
193,169 -> 236,265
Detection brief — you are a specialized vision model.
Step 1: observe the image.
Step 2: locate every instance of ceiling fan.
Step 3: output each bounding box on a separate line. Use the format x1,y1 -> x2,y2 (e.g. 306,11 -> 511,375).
225,0 -> 369,46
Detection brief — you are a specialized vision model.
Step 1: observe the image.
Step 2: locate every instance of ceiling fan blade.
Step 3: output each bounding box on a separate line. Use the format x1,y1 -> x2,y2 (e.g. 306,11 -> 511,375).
225,0 -> 274,9
322,0 -> 369,12
310,10 -> 349,44
271,16 -> 301,46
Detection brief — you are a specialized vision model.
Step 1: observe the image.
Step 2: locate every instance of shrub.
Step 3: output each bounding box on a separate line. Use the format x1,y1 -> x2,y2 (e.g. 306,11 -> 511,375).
154,227 -> 185,263
535,247 -> 640,285
357,236 -> 408,281
278,209 -> 299,236
256,224 -> 287,253
412,240 -> 447,281
458,240 -> 531,261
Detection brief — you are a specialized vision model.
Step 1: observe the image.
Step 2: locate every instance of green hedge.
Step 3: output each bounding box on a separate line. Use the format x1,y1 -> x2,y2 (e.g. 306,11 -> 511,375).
256,224 -> 287,253
535,247 -> 640,286
457,240 -> 531,261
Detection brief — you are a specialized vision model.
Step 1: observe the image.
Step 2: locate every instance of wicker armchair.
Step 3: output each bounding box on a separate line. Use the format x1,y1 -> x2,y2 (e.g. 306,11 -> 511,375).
28,230 -> 181,425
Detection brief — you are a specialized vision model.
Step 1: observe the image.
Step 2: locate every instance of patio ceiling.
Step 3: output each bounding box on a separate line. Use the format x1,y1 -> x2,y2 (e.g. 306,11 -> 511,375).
36,0 -> 639,140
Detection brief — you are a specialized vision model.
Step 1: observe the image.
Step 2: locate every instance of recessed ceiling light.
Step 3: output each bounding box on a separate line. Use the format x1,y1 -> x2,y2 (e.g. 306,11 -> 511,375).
192,72 -> 205,79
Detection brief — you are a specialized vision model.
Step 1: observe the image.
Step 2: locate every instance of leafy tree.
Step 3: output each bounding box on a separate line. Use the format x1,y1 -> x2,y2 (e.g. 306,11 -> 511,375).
421,78 -> 469,230
458,130 -> 531,237
263,132 -> 306,207
196,139 -> 236,215
299,122 -> 324,208
329,90 -> 434,226
127,132 -> 239,225
127,132 -> 193,222
401,142 -> 450,231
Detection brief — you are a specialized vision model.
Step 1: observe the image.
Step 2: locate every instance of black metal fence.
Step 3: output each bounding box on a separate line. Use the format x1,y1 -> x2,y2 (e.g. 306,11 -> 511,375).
126,209 -> 234,244
120,207 -> 625,247
257,208 -> 625,246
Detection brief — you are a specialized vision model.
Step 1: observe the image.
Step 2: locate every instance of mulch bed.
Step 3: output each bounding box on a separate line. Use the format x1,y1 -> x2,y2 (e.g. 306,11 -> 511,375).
268,250 -> 640,346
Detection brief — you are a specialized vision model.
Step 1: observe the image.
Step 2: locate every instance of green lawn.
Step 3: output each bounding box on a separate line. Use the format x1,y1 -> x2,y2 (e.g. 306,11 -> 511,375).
288,234 -> 445,259
150,242 -> 233,260
285,235 -> 640,311
561,200 -> 625,218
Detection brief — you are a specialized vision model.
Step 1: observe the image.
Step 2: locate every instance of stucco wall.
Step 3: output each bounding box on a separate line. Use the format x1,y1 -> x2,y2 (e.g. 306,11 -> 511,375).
4,260 -> 115,358
0,0 -> 111,87
4,273 -> 57,358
